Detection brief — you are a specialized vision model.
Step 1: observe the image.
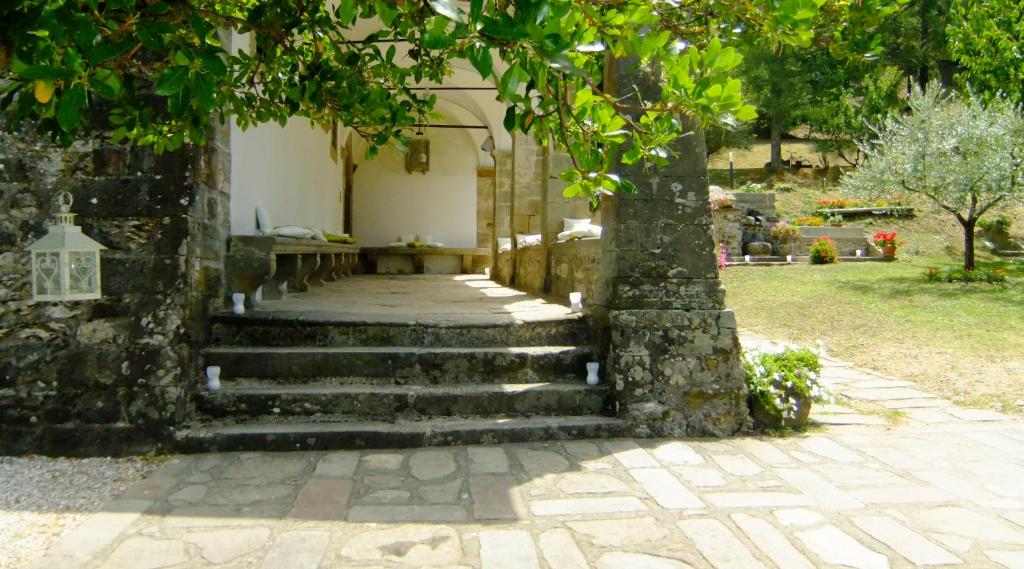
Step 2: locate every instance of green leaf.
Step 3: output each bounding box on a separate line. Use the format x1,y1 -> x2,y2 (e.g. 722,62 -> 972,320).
19,65 -> 74,81
466,45 -> 493,78
199,52 -> 227,77
57,83 -> 87,132
155,66 -> 189,96
503,107 -> 516,132
88,70 -> 121,100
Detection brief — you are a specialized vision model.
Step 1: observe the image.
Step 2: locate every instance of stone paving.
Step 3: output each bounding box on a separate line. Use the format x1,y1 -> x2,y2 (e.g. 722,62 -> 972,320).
24,332 -> 1024,569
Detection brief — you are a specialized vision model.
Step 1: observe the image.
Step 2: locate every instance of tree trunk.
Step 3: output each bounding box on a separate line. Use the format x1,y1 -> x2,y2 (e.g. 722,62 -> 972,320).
961,217 -> 976,270
769,115 -> 783,169
918,0 -> 932,88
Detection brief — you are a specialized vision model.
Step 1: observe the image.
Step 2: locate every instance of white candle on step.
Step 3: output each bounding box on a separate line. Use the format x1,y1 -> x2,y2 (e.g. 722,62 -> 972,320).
569,292 -> 583,313
744,255 -> 751,263
855,249 -> 863,257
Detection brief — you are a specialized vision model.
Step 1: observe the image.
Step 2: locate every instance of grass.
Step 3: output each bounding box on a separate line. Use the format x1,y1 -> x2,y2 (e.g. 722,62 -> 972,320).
720,176 -> 1024,414
724,257 -> 1024,413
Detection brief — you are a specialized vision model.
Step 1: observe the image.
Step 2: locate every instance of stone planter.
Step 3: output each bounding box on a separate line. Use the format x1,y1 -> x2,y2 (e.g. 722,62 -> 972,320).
773,238 -> 797,257
748,385 -> 813,430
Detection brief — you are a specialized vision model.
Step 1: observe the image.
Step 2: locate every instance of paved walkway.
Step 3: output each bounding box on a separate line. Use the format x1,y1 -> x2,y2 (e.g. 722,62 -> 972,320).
246,275 -> 576,325
23,334 -> 1024,569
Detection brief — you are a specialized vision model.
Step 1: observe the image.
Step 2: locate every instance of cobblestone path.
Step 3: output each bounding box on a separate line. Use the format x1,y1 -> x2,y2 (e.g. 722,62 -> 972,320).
23,333 -> 1024,569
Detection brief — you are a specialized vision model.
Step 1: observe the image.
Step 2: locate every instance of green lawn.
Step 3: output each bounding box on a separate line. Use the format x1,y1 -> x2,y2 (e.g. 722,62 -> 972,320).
722,256 -> 1024,413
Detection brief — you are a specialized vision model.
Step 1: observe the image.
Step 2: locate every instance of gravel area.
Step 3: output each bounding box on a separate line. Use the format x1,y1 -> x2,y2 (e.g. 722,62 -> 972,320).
0,455 -> 157,569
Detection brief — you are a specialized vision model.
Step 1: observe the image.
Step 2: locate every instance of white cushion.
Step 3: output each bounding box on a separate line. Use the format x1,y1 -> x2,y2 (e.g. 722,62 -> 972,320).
496,237 -> 512,252
311,227 -> 328,242
557,224 -> 602,242
255,207 -> 273,235
563,217 -> 591,232
515,233 -> 542,248
270,225 -> 316,239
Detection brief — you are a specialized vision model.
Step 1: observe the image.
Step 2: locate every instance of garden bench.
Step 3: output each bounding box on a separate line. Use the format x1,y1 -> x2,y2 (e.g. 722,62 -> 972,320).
225,235 -> 360,305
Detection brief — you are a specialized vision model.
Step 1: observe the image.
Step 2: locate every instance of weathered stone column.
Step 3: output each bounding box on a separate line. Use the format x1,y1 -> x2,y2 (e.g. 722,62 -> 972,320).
593,59 -> 748,437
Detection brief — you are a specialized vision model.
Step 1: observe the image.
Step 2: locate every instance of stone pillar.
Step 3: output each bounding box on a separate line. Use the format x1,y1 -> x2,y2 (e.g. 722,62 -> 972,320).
476,167 -> 496,250
510,132 -> 548,295
594,59 -> 748,437
491,151 -> 513,283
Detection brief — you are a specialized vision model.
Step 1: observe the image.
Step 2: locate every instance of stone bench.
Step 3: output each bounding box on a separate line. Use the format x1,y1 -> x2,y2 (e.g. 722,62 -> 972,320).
225,236 -> 360,305
362,247 -> 490,274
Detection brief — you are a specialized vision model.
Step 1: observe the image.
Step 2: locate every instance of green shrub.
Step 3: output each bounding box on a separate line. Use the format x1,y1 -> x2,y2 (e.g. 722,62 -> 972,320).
772,182 -> 799,193
809,237 -> 839,264
743,347 -> 830,429
923,266 -> 1009,283
978,214 -> 1013,234
737,181 -> 769,193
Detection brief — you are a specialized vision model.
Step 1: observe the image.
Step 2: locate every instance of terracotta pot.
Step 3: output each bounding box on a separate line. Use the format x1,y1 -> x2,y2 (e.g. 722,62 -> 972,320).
882,245 -> 896,257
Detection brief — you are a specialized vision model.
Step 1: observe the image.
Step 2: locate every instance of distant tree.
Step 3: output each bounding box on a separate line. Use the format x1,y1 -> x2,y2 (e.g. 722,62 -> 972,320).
806,65 -> 904,167
947,0 -> 1024,104
841,85 -> 1024,269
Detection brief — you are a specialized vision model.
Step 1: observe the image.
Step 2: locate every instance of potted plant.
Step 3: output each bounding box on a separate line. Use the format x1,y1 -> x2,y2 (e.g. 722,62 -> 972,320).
767,221 -> 800,256
827,213 -> 844,227
873,231 -> 900,257
809,237 -> 839,264
743,347 -> 831,430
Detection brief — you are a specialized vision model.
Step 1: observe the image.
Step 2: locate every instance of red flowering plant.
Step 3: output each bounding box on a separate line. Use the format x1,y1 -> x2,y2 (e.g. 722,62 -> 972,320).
818,197 -> 849,209
873,231 -> 900,248
809,237 -> 839,264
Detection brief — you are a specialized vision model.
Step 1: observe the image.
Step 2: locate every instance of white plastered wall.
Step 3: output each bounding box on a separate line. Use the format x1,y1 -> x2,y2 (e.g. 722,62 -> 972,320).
353,127 -> 478,247
229,120 -> 345,235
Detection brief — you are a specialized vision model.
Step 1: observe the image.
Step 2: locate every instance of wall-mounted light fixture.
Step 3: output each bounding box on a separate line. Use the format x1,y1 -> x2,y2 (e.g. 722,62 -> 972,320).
27,192 -> 106,301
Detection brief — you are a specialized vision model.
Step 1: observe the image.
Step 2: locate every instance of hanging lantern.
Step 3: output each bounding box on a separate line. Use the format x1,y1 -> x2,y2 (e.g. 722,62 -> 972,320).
405,131 -> 430,174
27,192 -> 106,301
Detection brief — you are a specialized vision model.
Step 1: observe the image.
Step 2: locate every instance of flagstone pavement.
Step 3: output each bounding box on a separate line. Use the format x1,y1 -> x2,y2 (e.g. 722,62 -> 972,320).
22,332 -> 1024,569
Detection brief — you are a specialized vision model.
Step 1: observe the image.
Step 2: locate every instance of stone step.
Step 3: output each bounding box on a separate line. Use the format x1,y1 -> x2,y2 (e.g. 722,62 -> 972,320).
209,315 -> 591,348
196,382 -> 608,418
202,346 -> 593,383
176,415 -> 627,452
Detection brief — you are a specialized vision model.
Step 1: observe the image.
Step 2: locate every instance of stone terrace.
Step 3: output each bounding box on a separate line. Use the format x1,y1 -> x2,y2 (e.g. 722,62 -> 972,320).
238,274 -> 576,325
22,336 -> 1024,569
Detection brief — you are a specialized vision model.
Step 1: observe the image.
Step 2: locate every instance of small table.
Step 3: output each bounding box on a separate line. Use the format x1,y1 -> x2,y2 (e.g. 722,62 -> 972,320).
362,247 -> 490,274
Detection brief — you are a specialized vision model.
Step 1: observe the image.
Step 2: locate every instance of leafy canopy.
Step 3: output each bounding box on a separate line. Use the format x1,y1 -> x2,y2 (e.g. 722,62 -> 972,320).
2,0 -> 888,198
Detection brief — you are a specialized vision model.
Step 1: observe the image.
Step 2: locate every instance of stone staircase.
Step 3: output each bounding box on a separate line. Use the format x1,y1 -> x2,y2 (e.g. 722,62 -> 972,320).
176,314 -> 623,452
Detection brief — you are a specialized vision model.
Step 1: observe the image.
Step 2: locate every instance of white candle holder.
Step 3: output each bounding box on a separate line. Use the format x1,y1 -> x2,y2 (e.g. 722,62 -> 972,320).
483,267 -> 491,278
569,292 -> 583,313
855,249 -> 863,257
744,255 -> 751,263
231,292 -> 246,315
206,366 -> 222,391
586,362 -> 600,385
786,254 -> 794,263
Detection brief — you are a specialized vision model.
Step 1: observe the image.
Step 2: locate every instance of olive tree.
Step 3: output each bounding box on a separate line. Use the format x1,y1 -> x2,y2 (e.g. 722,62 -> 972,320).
841,84 -> 1024,269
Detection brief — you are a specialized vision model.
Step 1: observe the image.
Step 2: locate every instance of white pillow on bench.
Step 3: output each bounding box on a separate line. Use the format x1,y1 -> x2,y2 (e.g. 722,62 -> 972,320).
516,234 -> 542,248
255,206 -> 318,240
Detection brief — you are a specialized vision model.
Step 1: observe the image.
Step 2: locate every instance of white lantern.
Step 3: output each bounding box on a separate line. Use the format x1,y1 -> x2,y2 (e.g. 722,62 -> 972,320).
27,192 -> 106,301
405,137 -> 430,174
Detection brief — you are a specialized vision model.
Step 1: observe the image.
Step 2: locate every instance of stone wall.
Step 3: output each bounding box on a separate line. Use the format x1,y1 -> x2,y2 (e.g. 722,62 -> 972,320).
0,122 -> 228,456
548,239 -> 602,303
512,244 -> 546,296
712,208 -> 743,256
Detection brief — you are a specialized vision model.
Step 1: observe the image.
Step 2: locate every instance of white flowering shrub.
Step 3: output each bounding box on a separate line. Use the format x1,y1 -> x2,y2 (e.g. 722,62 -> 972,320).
743,346 -> 832,429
